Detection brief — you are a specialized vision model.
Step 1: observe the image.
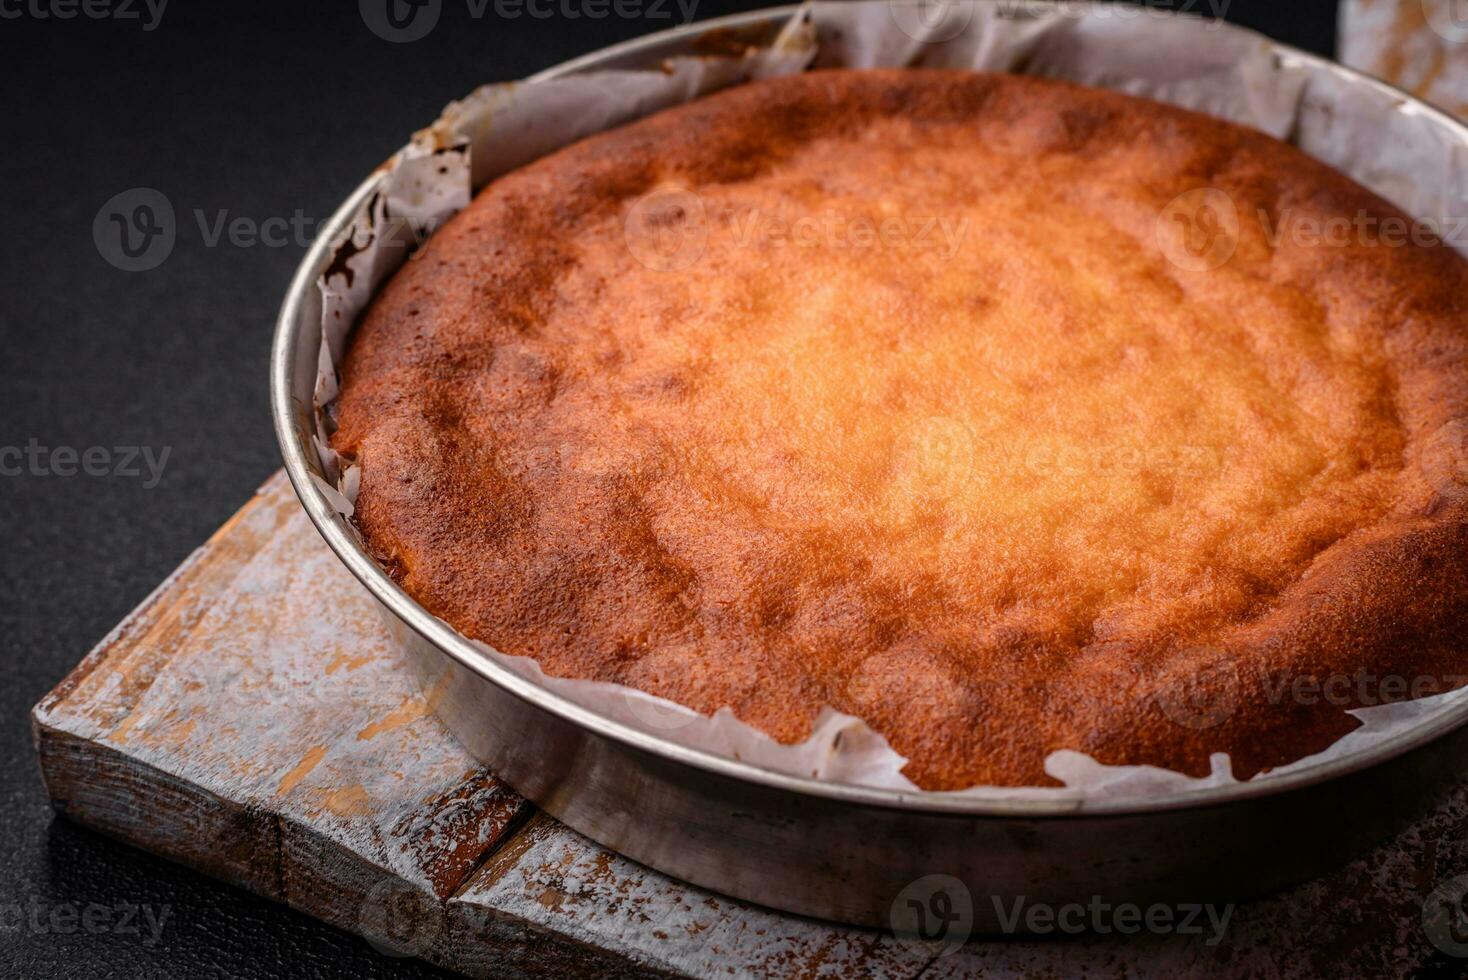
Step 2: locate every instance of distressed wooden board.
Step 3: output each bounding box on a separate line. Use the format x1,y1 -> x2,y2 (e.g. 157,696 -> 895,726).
1341,0 -> 1468,117
30,473 -> 1468,977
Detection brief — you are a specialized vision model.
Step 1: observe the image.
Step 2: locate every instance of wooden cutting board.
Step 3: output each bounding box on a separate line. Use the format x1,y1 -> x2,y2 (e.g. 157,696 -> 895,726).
28,471 -> 1468,977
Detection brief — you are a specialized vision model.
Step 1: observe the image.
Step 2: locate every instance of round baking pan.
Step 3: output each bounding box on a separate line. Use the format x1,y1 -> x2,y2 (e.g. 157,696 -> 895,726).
273,3 -> 1468,931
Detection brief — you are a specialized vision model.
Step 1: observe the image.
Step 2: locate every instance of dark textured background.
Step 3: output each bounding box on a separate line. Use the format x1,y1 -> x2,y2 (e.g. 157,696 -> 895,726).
0,1 -> 1337,976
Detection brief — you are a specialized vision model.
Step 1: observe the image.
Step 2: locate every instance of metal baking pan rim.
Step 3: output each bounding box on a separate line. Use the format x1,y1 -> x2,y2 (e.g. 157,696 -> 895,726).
271,2 -> 1468,821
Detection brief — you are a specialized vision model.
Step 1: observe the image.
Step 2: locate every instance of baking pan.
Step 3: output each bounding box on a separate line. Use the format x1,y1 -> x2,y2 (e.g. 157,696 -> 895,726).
273,3 -> 1468,932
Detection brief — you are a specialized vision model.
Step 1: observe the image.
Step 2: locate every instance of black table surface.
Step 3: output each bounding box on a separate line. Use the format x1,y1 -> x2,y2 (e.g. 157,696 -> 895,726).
0,2 -> 1339,977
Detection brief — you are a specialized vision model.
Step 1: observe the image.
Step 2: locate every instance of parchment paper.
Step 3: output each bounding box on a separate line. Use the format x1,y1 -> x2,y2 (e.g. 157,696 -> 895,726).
310,1 -> 1468,800
1340,0 -> 1468,121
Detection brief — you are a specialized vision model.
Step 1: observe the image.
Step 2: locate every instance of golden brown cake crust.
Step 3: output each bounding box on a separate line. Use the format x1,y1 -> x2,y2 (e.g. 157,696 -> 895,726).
332,69 -> 1468,790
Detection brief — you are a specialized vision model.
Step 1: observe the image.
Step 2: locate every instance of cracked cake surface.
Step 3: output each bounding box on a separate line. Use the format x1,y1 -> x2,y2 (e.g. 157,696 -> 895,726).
332,69 -> 1468,789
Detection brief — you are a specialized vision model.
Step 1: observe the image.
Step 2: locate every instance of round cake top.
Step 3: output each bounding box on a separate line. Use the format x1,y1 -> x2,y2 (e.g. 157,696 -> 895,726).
333,69 -> 1468,789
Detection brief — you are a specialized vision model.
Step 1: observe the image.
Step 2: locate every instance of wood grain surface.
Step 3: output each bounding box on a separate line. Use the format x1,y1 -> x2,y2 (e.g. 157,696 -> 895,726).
29,472 -> 1468,977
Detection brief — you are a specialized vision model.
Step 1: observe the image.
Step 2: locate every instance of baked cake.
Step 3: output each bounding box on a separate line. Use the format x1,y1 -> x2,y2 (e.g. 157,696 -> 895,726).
331,70 -> 1468,790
